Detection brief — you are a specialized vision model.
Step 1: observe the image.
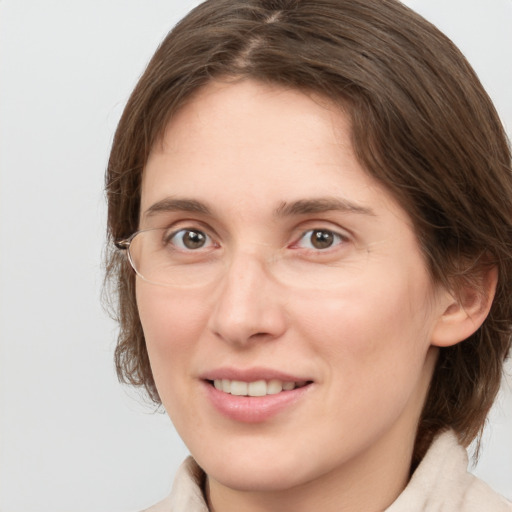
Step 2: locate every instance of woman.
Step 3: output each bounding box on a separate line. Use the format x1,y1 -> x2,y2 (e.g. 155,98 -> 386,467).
105,0 -> 512,510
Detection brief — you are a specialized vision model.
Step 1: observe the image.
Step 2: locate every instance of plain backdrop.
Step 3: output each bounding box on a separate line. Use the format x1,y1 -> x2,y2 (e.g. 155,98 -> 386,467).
0,1 -> 511,511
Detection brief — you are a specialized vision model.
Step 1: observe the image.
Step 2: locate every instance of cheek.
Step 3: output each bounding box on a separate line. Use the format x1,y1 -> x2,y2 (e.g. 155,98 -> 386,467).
298,281 -> 431,347
135,284 -> 208,393
293,272 -> 435,392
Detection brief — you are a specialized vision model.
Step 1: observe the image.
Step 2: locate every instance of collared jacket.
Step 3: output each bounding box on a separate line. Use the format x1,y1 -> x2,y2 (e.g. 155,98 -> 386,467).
143,431 -> 512,511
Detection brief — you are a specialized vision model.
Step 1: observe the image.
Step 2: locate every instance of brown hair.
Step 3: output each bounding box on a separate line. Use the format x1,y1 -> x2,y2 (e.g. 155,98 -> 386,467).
105,0 -> 512,465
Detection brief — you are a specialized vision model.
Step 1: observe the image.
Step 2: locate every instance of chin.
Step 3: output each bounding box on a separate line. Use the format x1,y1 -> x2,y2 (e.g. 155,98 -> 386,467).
194,438 -> 330,494
204,458 -> 311,493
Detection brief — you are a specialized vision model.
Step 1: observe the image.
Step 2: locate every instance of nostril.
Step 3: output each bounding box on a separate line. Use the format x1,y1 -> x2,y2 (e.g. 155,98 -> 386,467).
248,331 -> 273,340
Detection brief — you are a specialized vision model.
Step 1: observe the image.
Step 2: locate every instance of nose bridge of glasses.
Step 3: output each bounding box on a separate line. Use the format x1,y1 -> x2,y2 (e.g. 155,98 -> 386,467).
201,240 -> 286,289
128,230 -> 287,287
128,229 -> 353,290
226,241 -> 278,278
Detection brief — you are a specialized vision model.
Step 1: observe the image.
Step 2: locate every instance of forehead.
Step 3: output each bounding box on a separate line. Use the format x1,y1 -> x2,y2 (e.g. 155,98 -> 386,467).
140,79 -> 410,228
146,80 -> 348,183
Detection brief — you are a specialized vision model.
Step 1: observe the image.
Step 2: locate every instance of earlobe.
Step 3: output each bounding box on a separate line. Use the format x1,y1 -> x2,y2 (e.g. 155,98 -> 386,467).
430,266 -> 498,348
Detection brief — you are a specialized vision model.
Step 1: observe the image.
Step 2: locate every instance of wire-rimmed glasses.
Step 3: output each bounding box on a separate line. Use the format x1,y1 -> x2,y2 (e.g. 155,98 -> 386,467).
115,227 -> 365,289
115,228 -> 220,287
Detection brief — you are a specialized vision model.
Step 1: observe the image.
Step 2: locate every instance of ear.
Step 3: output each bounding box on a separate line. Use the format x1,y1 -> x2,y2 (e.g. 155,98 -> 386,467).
431,266 -> 498,348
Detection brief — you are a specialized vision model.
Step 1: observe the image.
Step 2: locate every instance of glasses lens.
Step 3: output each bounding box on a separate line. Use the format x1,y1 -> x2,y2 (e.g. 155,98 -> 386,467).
126,229 -> 369,289
127,229 -> 223,287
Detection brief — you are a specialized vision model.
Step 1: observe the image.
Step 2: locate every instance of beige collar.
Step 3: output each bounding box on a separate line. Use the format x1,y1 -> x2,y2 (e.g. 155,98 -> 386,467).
143,430 -> 511,512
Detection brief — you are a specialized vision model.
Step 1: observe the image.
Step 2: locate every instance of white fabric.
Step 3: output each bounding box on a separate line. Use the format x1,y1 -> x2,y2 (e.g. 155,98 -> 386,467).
143,431 -> 512,511
386,431 -> 512,512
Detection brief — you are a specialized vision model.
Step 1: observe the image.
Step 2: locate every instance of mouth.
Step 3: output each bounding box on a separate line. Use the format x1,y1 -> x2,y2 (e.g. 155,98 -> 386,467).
208,378 -> 311,397
200,368 -> 314,422
204,376 -> 313,422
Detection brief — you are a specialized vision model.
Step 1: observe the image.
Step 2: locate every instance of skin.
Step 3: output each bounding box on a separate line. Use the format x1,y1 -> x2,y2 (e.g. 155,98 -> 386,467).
136,80 -> 475,512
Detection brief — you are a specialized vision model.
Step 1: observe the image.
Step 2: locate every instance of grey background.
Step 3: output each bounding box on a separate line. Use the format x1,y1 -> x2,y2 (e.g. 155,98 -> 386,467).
0,1 -> 511,510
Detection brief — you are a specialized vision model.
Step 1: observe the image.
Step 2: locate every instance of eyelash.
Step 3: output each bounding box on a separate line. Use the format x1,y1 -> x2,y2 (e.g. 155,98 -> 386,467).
291,229 -> 348,251
165,228 -> 217,251
165,226 -> 348,253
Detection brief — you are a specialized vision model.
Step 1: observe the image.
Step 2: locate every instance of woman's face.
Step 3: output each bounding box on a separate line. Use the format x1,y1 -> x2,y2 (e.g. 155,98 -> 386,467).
137,80 -> 451,496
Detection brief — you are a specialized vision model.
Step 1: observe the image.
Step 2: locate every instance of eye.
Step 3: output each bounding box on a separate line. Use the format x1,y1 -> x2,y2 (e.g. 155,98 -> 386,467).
295,229 -> 346,250
167,228 -> 214,250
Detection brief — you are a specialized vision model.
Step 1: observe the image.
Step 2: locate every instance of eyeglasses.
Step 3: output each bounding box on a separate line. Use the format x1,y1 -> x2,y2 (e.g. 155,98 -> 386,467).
115,228 -> 218,287
115,227 -> 364,289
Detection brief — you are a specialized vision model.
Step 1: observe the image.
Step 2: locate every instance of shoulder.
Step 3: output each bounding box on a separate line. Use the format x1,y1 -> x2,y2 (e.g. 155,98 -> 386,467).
388,430 -> 512,512
458,471 -> 512,512
141,495 -> 172,512
141,457 -> 208,512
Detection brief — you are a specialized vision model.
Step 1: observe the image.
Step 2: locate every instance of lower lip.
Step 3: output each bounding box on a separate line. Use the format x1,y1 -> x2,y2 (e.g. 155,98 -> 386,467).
203,381 -> 312,423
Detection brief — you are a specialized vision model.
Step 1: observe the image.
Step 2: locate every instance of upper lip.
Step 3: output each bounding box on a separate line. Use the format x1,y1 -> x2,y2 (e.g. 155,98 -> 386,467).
200,367 -> 312,383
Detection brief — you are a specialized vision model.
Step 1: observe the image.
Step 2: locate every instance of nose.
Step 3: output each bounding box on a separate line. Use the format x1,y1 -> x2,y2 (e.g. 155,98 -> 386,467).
207,252 -> 288,347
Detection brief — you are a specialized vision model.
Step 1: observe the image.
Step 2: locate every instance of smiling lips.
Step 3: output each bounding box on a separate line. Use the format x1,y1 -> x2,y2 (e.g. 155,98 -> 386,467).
203,372 -> 313,423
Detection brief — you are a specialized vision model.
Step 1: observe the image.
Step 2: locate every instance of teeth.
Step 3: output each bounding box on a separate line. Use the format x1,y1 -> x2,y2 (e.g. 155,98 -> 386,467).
222,379 -> 231,393
248,380 -> 266,397
267,379 -> 283,395
230,381 -> 248,396
212,379 -> 306,396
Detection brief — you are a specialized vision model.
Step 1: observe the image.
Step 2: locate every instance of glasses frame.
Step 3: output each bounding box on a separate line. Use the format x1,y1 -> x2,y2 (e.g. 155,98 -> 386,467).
116,228 -> 210,287
115,230 -> 156,283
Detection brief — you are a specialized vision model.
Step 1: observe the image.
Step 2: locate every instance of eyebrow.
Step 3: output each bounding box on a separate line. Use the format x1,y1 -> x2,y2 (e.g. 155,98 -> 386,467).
144,198 -> 212,218
274,197 -> 375,217
143,196 -> 375,219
